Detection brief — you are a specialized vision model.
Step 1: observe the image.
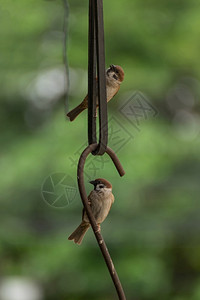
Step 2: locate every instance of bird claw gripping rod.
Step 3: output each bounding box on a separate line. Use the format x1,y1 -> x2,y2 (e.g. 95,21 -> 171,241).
76,0 -> 127,299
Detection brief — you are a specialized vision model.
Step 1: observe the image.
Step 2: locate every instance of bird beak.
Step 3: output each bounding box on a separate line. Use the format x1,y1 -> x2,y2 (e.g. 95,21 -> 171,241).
89,180 -> 96,185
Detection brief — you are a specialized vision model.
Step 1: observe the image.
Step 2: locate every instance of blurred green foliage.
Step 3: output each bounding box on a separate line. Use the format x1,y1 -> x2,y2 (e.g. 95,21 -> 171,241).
0,0 -> 200,299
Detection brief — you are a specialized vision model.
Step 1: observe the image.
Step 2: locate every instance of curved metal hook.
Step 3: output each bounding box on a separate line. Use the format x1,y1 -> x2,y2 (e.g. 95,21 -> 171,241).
77,143 -> 126,300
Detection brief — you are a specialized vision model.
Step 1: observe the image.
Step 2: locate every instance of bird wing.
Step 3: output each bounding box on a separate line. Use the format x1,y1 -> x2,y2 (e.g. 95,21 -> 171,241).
82,192 -> 92,221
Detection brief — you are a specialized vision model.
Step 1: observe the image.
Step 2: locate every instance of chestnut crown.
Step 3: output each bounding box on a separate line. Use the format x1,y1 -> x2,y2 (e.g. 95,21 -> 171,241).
89,178 -> 112,189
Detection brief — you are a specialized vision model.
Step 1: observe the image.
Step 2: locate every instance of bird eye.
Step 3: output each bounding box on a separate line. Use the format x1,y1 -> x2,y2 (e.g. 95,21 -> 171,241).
99,185 -> 104,188
115,70 -> 119,74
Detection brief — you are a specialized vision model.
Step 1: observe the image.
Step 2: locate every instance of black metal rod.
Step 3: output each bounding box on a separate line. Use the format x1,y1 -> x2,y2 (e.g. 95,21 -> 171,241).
88,0 -> 108,155
77,144 -> 126,300
94,0 -> 108,155
88,0 -> 97,145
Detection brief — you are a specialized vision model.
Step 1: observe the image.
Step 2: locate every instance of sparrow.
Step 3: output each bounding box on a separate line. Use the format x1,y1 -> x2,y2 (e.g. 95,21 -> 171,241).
67,65 -> 124,121
68,178 -> 114,245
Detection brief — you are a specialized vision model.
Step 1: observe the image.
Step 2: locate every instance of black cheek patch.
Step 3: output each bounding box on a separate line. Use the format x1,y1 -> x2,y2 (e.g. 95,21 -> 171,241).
113,74 -> 118,80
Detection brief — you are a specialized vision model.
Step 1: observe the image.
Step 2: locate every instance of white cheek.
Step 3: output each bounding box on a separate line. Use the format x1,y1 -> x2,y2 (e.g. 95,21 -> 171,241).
108,71 -> 114,78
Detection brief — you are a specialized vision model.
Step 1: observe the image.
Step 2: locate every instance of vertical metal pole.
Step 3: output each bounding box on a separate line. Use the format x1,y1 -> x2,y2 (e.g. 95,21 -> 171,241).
88,0 -> 108,155
88,0 -> 97,145
94,0 -> 108,155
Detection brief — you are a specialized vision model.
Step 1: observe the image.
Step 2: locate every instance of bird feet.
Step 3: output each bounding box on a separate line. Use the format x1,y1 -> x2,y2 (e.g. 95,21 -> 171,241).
95,224 -> 101,233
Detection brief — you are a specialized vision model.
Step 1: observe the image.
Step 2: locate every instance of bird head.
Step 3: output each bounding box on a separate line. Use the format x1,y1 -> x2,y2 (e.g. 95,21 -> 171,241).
89,178 -> 112,192
106,64 -> 124,83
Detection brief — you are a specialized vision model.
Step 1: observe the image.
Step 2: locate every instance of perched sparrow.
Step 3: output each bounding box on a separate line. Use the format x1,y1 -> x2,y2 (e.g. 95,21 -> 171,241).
67,65 -> 124,121
68,178 -> 114,245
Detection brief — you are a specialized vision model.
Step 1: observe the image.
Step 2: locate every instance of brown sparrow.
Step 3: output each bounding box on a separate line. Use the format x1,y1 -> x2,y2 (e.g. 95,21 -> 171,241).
68,178 -> 114,245
67,65 -> 124,121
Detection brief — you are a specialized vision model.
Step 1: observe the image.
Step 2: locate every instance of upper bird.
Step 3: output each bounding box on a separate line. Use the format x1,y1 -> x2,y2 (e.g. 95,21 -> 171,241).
68,178 -> 114,245
67,65 -> 124,121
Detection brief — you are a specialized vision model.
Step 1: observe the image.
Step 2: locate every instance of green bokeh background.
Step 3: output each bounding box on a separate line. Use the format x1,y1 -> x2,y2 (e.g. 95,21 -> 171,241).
1,1 -> 200,299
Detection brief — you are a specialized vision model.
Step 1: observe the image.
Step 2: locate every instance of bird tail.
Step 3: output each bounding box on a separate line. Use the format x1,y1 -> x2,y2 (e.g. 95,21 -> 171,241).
67,102 -> 86,121
68,223 -> 90,245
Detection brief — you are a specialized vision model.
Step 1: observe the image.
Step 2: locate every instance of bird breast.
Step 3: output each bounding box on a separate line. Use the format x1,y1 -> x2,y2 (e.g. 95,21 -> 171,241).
83,190 -> 114,224
106,84 -> 119,102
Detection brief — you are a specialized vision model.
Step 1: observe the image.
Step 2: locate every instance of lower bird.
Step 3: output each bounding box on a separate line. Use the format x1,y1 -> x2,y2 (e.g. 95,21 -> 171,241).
68,178 -> 114,245
66,65 -> 124,121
